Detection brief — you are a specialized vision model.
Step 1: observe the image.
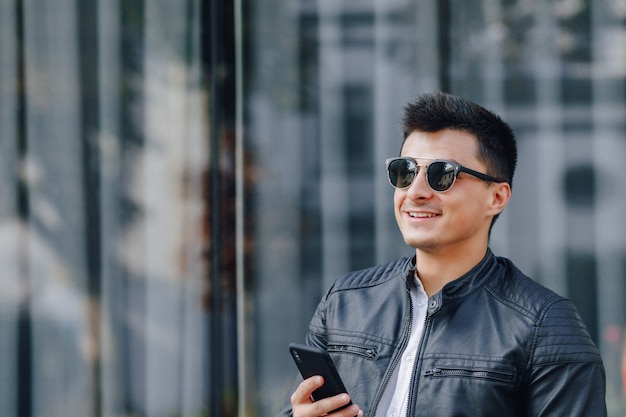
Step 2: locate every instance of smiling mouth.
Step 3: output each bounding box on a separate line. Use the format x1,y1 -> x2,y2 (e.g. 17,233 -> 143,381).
408,212 -> 438,218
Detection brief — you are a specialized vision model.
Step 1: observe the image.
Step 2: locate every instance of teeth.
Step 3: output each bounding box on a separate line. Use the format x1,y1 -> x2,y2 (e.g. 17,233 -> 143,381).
409,212 -> 437,218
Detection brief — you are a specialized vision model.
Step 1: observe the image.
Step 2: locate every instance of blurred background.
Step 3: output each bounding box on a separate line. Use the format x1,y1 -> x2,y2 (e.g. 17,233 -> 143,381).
1,0 -> 625,416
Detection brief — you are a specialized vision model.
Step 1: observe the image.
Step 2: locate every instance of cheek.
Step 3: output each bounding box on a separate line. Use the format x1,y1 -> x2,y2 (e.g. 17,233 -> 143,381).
452,197 -> 488,228
393,193 -> 406,224
393,191 -> 403,210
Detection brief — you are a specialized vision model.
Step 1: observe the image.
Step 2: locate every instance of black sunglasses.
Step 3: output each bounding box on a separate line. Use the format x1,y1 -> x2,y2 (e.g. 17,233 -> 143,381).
385,157 -> 504,192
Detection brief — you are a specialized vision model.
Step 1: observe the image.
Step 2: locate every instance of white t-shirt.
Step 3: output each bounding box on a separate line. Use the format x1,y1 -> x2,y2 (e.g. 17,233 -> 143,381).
374,275 -> 429,417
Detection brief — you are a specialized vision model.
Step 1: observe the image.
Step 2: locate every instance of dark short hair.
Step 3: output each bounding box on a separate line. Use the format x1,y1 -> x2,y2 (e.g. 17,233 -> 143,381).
402,91 -> 517,188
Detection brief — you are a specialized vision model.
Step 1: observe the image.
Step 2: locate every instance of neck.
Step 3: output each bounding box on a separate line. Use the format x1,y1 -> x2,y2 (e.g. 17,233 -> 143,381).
414,243 -> 488,297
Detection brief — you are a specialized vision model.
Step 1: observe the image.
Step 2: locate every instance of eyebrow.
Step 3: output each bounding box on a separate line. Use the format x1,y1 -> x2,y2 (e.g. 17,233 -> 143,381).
401,156 -> 463,165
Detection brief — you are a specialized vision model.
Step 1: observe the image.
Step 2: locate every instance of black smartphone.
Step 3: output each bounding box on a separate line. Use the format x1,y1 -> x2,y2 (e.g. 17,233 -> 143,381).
288,343 -> 353,410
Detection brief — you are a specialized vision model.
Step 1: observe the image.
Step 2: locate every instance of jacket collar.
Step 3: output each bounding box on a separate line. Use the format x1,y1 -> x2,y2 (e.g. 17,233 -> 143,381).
440,248 -> 498,299
406,249 -> 499,303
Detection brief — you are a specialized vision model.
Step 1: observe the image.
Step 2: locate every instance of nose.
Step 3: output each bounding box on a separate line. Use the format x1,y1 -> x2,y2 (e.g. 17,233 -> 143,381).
405,168 -> 433,200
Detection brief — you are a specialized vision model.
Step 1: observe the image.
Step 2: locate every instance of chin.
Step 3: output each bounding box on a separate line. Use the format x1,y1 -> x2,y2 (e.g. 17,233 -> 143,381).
403,236 -> 438,251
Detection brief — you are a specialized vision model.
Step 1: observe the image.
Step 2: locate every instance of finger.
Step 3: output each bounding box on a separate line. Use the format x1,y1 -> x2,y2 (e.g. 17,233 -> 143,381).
333,403 -> 363,417
309,393 -> 356,417
291,376 -> 324,405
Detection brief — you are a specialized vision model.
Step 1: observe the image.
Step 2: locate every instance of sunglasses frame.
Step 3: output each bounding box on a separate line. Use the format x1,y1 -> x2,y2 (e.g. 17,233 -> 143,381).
385,157 -> 504,192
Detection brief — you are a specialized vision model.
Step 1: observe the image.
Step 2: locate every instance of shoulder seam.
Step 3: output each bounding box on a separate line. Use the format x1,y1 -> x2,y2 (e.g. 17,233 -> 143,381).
330,256 -> 413,292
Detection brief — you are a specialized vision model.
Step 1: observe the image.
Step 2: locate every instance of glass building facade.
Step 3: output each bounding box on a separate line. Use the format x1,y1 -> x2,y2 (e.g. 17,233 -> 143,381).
1,0 -> 625,416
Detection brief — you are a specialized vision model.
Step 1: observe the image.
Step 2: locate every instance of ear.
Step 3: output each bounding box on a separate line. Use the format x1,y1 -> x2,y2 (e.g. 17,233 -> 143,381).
487,182 -> 511,216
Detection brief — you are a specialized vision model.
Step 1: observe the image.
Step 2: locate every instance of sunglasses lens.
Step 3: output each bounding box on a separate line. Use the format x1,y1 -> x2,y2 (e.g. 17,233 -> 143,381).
427,161 -> 457,191
388,158 -> 416,188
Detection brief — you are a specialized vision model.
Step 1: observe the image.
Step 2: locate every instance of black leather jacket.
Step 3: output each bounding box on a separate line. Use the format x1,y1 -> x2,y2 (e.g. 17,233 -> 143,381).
279,250 -> 606,417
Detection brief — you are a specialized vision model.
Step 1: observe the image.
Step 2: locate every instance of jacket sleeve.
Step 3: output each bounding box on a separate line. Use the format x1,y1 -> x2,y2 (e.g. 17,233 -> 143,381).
526,298 -> 607,416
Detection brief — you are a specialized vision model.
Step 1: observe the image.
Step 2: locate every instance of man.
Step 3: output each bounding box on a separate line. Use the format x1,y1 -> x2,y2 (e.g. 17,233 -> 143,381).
279,92 -> 606,417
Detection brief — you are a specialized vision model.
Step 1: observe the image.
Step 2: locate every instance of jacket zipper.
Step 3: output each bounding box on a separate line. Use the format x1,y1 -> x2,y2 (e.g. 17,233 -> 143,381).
368,285 -> 414,417
422,367 -> 513,383
404,308 -> 430,417
327,344 -> 378,360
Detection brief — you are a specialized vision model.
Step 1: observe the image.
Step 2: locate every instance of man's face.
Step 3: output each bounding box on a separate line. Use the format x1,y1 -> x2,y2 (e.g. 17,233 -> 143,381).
394,129 -> 502,255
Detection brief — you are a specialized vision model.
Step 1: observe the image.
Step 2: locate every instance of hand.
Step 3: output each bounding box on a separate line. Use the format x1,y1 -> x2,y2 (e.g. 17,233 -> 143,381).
291,376 -> 363,417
